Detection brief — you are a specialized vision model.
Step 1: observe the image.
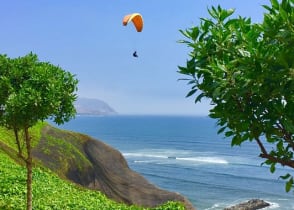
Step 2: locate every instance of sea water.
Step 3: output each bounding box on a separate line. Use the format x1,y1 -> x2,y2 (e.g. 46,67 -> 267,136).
54,115 -> 294,210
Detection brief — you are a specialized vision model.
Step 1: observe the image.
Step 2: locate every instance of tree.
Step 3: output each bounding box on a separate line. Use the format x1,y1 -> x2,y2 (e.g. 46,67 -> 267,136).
178,0 -> 294,191
0,52 -> 78,210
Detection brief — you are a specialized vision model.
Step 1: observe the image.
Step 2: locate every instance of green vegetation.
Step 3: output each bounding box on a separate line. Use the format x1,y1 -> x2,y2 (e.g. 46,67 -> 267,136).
0,52 -> 78,209
0,124 -> 185,210
0,150 -> 184,210
35,125 -> 93,176
178,0 -> 294,191
0,122 -> 44,153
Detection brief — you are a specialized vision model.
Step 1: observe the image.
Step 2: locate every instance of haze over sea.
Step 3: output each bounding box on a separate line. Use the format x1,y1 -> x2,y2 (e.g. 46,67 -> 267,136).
55,115 -> 294,210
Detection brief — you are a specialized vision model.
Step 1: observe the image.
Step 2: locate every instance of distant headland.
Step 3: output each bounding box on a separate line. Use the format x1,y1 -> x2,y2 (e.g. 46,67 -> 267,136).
74,97 -> 117,116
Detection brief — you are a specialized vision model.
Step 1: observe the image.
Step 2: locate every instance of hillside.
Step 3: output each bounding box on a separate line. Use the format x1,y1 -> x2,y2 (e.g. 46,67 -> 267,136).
74,97 -> 117,115
0,148 -> 185,210
0,150 -> 128,210
0,123 -> 193,210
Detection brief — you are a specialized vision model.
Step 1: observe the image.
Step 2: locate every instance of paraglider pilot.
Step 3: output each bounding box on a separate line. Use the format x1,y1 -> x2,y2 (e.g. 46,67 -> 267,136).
133,51 -> 138,57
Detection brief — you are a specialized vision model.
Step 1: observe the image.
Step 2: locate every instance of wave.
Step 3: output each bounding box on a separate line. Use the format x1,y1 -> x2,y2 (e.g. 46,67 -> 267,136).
177,157 -> 228,164
123,153 -> 167,159
205,200 -> 281,210
266,201 -> 280,209
123,150 -> 229,165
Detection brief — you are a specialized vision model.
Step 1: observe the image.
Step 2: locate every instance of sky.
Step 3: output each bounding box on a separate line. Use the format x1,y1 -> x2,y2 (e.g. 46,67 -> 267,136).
0,0 -> 269,115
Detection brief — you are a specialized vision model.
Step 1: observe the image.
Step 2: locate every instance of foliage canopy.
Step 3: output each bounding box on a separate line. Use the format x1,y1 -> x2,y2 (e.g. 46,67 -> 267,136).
0,52 -> 78,209
178,0 -> 294,191
0,52 -> 78,129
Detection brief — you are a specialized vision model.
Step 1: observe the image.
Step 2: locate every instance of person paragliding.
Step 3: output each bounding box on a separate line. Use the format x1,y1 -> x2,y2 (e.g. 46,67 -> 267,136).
132,51 -> 138,58
123,13 -> 143,57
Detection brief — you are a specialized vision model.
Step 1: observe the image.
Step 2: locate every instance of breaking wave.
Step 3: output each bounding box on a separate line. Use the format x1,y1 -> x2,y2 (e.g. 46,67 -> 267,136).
123,149 -> 229,165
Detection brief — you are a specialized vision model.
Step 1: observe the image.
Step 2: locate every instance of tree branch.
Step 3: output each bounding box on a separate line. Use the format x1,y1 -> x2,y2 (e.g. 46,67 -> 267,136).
256,137 -> 294,168
255,137 -> 268,155
14,128 -> 22,156
14,127 -> 27,163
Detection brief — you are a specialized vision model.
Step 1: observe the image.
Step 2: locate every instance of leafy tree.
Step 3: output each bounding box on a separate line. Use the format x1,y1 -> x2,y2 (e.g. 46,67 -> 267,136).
0,52 -> 78,210
178,0 -> 294,191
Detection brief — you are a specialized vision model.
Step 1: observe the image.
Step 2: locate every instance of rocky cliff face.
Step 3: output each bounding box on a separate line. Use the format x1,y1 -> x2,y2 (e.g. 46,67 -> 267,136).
32,124 -> 195,210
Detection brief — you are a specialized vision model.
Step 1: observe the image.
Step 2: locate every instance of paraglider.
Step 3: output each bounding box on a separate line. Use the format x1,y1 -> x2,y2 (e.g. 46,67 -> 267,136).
122,13 -> 143,32
123,13 -> 143,57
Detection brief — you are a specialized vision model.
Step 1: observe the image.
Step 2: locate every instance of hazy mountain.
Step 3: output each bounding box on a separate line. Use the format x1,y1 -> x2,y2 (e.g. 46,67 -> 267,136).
74,97 -> 117,115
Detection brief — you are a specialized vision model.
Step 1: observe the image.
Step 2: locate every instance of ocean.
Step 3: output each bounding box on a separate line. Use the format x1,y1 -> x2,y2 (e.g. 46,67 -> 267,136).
54,115 -> 294,210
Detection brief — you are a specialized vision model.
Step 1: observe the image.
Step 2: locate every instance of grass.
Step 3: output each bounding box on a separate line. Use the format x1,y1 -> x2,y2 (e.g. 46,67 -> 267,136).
0,124 -> 185,210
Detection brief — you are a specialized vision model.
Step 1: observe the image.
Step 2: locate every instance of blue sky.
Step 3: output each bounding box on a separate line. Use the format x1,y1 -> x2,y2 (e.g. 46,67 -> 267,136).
0,0 -> 269,115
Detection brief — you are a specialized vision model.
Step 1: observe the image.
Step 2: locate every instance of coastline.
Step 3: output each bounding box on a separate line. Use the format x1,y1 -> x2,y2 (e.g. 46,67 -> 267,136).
56,115 -> 294,209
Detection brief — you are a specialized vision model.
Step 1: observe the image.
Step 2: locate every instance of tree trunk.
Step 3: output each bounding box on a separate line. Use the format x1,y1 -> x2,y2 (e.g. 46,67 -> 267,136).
25,127 -> 33,210
14,127 -> 22,157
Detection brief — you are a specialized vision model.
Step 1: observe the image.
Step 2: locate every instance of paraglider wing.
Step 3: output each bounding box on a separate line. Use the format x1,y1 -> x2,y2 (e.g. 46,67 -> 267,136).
123,13 -> 143,32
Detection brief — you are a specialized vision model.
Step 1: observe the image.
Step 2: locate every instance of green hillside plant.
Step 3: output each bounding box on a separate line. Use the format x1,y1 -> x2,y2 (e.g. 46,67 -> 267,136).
178,0 -> 294,191
0,149 -> 184,210
0,53 -> 78,210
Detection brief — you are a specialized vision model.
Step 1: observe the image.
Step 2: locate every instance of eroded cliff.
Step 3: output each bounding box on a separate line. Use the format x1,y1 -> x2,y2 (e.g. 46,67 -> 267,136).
32,124 -> 195,210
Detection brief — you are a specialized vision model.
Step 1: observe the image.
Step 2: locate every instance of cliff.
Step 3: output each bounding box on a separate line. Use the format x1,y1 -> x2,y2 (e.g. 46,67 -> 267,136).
32,124 -> 195,209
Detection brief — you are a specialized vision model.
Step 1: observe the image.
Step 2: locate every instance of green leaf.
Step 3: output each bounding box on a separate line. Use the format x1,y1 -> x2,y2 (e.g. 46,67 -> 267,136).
286,177 -> 293,192
190,27 -> 200,41
225,131 -> 234,137
179,29 -> 191,39
187,80 -> 196,85
177,39 -> 191,44
212,87 -> 222,99
208,6 -> 218,19
224,18 -> 239,27
280,173 -> 291,180
270,0 -> 280,10
186,89 -> 197,97
195,92 -> 205,103
262,5 -> 274,13
279,5 -> 288,20
217,126 -> 226,134
270,163 -> 276,173
220,8 -> 235,22
231,135 -> 242,146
